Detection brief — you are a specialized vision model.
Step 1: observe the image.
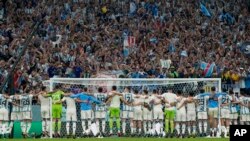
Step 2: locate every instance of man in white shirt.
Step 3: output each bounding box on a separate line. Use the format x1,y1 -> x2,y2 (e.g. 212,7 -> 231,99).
142,89 -> 153,136
121,87 -> 134,135
150,89 -> 164,136
162,89 -> 178,137
186,92 -> 197,137
37,87 -> 51,138
175,90 -> 187,138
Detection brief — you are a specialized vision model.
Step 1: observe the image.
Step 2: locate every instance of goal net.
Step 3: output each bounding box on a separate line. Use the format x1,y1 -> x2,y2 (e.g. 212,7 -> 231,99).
42,78 -> 221,138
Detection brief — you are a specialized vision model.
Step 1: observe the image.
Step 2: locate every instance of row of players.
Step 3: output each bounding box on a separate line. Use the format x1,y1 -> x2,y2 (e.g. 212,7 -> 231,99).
0,86 -> 250,138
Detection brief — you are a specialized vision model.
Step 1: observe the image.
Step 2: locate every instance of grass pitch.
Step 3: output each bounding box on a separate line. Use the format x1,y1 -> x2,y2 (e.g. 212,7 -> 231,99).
7,138 -> 230,141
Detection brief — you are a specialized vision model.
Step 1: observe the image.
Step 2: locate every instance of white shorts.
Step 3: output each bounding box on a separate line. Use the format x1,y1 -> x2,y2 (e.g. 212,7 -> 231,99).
143,109 -> 152,120
11,112 -> 22,120
187,111 -> 196,121
175,111 -> 186,122
230,113 -> 238,120
0,108 -> 9,121
197,112 -> 208,120
81,110 -> 93,120
41,108 -> 50,119
221,109 -> 230,119
240,114 -> 250,122
66,109 -> 77,121
95,111 -> 106,119
122,111 -> 134,119
22,111 -> 32,120
153,109 -> 163,120
208,108 -> 218,118
133,109 -> 142,121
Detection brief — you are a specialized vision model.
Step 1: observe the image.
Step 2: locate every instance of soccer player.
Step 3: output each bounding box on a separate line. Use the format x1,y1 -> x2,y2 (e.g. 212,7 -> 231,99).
37,87 -> 51,137
186,92 -> 197,137
141,89 -> 153,136
43,85 -> 66,137
130,90 -> 144,136
175,90 -> 187,138
150,89 -> 164,136
94,87 -> 107,136
121,87 -> 134,135
61,93 -> 77,138
8,92 -> 22,135
162,89 -> 177,137
229,90 -> 239,125
192,90 -> 210,137
239,93 -> 250,125
106,86 -> 129,136
20,89 -> 34,138
70,87 -> 101,136
208,87 -> 219,137
0,91 -> 10,137
218,92 -> 232,137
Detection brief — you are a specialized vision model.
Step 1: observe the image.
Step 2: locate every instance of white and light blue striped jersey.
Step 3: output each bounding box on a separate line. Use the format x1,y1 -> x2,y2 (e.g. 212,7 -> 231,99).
218,94 -> 232,109
194,94 -> 209,112
239,96 -> 250,115
10,95 -> 21,112
122,93 -> 134,111
20,94 -> 33,112
0,94 -> 9,110
94,93 -> 107,111
230,95 -> 238,113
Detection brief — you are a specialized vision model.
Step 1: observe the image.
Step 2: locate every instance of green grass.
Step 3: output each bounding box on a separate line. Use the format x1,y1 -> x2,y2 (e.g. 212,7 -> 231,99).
5,138 -> 230,141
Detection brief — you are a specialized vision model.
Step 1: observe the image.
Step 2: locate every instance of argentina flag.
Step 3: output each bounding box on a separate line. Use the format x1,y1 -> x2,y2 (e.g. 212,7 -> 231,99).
200,61 -> 215,77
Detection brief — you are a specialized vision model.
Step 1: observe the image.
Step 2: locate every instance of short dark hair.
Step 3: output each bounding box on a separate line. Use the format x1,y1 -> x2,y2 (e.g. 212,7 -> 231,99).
83,87 -> 88,92
189,92 -> 195,96
112,86 -> 117,91
177,90 -> 182,95
229,89 -> 234,95
41,86 -> 47,91
211,87 -> 216,91
98,87 -> 103,93
55,85 -> 60,89
153,89 -> 157,94
200,89 -> 205,93
125,86 -> 131,91
143,89 -> 148,94
134,89 -> 139,94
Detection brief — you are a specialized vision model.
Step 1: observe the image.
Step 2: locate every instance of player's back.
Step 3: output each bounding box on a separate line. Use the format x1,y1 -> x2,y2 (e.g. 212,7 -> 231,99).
133,95 -> 143,110
64,97 -> 76,110
110,94 -> 121,108
176,96 -> 186,112
151,94 -> 162,109
20,94 -> 33,112
122,92 -> 134,111
95,93 -> 107,111
186,100 -> 196,112
239,96 -> 249,114
38,94 -> 50,108
0,94 -> 9,109
10,95 -> 21,112
162,92 -> 177,110
194,94 -> 209,112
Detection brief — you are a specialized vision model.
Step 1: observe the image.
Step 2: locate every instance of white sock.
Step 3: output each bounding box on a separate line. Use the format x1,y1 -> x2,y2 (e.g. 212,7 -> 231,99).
87,120 -> 91,130
66,122 -> 70,135
160,122 -> 164,133
72,122 -> 76,135
122,121 -> 126,134
102,120 -> 106,133
0,124 -> 2,134
148,121 -> 152,131
204,122 -> 208,133
226,127 -> 229,134
176,123 -> 180,134
96,120 -> 100,133
46,120 -> 50,133
182,124 -> 186,134
143,121 -> 147,133
139,128 -> 141,133
188,126 -> 191,134
192,126 -> 196,134
21,122 -> 26,133
42,120 -> 46,132
8,121 -> 13,133
82,121 -> 86,131
198,121 -> 202,133
26,122 -> 31,133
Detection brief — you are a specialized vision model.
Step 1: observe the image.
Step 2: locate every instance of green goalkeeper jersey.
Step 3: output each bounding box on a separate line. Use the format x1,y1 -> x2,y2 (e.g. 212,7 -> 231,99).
48,90 -> 64,106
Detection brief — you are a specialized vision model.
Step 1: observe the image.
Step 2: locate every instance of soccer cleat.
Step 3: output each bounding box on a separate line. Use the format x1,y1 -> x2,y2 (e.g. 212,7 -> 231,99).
72,135 -> 76,139
221,132 -> 225,138
117,132 -> 122,137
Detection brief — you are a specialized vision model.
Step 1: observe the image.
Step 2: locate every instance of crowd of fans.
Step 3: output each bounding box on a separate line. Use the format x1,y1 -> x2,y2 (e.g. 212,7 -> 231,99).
0,0 -> 250,93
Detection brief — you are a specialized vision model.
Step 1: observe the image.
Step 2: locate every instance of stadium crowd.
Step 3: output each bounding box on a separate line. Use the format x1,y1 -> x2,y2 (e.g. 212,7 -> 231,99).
0,0 -> 250,93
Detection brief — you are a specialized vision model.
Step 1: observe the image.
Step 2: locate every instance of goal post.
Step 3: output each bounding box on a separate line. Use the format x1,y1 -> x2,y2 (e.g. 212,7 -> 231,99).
43,78 -> 222,137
